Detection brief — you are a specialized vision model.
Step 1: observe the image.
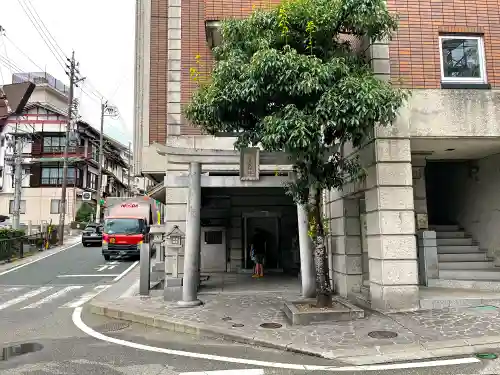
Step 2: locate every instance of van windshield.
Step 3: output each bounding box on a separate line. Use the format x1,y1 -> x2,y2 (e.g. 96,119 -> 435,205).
104,218 -> 141,235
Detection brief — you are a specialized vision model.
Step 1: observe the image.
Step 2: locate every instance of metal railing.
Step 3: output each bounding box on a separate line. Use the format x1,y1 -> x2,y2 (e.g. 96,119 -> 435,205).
0,232 -> 46,263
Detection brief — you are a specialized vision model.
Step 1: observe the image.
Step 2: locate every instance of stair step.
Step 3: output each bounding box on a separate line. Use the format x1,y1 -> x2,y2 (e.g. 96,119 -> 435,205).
439,261 -> 495,270
437,238 -> 474,246
429,279 -> 500,292
439,269 -> 500,281
436,231 -> 467,238
439,253 -> 491,262
430,225 -> 460,231
437,245 -> 482,253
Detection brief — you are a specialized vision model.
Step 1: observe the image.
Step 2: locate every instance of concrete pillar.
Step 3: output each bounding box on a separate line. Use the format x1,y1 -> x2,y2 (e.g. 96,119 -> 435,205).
412,156 -> 428,230
365,137 -> 419,312
178,162 -> 202,307
329,192 -> 363,298
297,204 -> 316,298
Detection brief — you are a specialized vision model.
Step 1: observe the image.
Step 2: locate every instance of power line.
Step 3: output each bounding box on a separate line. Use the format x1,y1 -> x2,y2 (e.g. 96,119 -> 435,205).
15,0 -> 66,71
24,0 -> 67,62
4,35 -> 45,72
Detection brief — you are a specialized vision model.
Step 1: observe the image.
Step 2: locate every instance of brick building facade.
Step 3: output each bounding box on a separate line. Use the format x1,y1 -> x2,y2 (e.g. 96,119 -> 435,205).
135,0 -> 500,311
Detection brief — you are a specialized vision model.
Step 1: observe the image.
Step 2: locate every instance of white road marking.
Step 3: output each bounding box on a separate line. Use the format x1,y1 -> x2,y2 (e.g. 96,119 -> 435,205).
4,287 -> 23,292
113,261 -> 139,282
180,370 -> 264,375
72,307 -> 481,371
0,286 -> 52,310
57,274 -> 120,278
63,285 -> 111,308
0,241 -> 80,276
22,286 -> 83,309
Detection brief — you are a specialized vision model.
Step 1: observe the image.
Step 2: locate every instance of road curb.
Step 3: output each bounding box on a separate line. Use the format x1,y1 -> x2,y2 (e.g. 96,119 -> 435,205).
0,236 -> 82,274
88,299 -> 500,365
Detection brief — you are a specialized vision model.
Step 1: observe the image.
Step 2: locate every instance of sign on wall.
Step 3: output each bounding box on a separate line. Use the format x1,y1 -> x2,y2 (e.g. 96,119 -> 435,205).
240,147 -> 260,181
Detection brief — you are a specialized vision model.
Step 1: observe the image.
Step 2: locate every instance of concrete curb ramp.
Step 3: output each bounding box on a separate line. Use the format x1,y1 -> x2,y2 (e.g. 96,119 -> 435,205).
88,300 -> 500,365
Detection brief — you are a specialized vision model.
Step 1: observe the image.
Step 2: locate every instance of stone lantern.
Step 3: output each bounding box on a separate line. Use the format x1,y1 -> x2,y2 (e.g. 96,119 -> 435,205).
166,225 -> 185,278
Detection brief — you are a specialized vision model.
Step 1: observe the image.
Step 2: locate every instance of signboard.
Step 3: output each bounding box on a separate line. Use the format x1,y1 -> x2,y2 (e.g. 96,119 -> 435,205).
121,203 -> 139,208
239,147 -> 260,181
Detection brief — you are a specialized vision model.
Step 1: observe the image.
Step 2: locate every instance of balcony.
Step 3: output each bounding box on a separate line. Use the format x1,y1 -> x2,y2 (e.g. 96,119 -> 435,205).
42,146 -> 86,155
41,177 -> 78,185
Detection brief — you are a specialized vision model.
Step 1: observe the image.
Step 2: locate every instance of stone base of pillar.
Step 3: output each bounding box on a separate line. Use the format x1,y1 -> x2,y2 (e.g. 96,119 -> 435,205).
177,299 -> 203,307
370,284 -> 419,312
163,277 -> 183,301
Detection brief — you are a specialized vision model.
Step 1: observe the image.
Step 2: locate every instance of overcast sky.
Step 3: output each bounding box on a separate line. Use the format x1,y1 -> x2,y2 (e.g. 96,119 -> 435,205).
0,0 -> 134,145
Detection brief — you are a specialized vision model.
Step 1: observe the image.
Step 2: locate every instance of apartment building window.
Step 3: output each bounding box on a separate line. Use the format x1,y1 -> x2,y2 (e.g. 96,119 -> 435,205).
11,167 -> 30,188
439,35 -> 486,84
9,200 -> 26,214
41,167 -> 79,185
87,172 -> 98,190
43,136 -> 66,153
50,199 -> 65,214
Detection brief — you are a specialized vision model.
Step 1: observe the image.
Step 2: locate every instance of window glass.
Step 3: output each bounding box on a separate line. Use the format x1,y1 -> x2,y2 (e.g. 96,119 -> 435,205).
440,36 -> 485,82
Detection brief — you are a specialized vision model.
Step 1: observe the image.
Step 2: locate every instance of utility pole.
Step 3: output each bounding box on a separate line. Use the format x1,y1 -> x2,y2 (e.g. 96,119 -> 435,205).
12,121 -> 23,229
95,101 -> 118,224
58,51 -> 84,245
127,141 -> 132,197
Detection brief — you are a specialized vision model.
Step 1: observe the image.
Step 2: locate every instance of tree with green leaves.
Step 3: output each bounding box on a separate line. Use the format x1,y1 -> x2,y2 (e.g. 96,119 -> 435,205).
185,0 -> 408,307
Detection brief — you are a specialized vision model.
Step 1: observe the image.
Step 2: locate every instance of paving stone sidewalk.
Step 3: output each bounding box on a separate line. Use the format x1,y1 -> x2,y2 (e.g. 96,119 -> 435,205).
89,287 -> 500,365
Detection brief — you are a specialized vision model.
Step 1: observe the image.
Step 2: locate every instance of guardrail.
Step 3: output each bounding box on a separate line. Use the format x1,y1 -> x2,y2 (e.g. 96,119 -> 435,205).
0,232 -> 46,263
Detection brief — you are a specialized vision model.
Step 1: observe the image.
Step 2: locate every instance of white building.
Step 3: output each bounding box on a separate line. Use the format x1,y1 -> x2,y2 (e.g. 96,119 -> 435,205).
0,72 -> 145,228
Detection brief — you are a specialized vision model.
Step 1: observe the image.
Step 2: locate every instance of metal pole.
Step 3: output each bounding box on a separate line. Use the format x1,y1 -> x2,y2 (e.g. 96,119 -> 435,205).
127,141 -> 132,197
58,51 -> 76,245
95,102 -> 105,224
139,241 -> 150,295
12,122 -> 23,230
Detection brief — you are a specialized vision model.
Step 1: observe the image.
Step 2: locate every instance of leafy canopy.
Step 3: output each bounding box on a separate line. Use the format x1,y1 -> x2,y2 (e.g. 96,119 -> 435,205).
185,0 -> 408,204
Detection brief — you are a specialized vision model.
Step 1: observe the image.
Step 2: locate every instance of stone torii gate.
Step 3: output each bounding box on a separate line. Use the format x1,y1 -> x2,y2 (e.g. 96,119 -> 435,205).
155,142 -> 316,306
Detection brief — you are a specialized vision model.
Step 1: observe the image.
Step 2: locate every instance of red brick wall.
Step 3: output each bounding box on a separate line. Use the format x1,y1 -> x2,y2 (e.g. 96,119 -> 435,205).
149,0 -> 168,144
180,0 -> 281,135
387,0 -> 500,88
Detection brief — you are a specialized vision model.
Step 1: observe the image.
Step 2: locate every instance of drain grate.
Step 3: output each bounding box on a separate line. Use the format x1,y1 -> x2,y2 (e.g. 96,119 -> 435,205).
222,317 -> 232,321
368,330 -> 398,339
232,323 -> 244,328
260,322 -> 282,329
2,343 -> 43,361
95,322 -> 131,333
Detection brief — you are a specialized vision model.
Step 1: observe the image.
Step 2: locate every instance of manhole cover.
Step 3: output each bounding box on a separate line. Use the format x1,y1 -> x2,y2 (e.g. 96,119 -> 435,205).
260,322 -> 282,329
232,323 -> 244,327
96,322 -> 131,333
222,317 -> 232,321
2,343 -> 43,361
476,353 -> 498,360
368,330 -> 398,339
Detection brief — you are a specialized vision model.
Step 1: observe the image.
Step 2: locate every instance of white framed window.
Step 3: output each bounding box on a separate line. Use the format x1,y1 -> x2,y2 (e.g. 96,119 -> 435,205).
9,200 -> 26,214
439,35 -> 487,84
50,199 -> 65,214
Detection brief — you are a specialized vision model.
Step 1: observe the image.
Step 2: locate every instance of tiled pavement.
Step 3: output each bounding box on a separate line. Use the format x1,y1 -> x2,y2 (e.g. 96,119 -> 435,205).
89,274 -> 500,365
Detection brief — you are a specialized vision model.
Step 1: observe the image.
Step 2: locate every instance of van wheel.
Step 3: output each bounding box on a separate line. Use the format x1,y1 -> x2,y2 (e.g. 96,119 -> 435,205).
103,255 -> 110,261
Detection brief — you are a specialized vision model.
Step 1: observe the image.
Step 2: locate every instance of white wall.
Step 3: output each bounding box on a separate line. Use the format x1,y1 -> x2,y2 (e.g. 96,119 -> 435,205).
0,187 -> 80,225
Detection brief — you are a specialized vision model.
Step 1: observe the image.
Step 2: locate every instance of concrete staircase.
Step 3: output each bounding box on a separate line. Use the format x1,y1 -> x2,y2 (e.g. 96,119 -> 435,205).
428,224 -> 500,291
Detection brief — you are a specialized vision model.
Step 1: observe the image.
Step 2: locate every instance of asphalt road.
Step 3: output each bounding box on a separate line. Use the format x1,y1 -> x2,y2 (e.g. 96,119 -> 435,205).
0,238 -> 497,375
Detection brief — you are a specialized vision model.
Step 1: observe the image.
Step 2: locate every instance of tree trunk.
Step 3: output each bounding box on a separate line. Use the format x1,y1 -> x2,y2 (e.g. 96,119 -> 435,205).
309,186 -> 332,308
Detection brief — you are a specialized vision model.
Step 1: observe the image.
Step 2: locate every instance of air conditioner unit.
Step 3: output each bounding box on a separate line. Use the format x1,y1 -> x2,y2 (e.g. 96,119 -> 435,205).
82,191 -> 92,201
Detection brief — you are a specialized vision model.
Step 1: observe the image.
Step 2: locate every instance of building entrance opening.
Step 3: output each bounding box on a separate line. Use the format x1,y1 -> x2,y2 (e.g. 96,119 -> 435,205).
244,216 -> 280,270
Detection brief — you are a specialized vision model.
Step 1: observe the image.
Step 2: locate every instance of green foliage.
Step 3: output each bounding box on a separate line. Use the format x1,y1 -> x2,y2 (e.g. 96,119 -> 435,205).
185,0 -> 408,206
76,202 -> 95,223
0,228 -> 25,240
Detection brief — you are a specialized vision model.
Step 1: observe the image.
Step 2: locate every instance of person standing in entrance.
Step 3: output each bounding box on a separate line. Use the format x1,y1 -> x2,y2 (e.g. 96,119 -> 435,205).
251,229 -> 266,278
